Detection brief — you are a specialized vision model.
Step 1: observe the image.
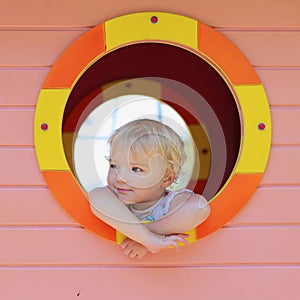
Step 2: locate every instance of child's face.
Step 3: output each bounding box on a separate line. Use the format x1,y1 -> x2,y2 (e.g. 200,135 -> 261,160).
107,145 -> 173,208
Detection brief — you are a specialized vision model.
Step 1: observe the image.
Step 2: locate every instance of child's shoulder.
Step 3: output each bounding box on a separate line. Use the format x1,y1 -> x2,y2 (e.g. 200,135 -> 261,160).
167,189 -> 210,222
89,186 -> 107,195
89,186 -> 116,199
169,188 -> 206,210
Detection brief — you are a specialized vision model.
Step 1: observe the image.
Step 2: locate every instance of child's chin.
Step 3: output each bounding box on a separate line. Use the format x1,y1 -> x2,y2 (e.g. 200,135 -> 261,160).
118,195 -> 133,205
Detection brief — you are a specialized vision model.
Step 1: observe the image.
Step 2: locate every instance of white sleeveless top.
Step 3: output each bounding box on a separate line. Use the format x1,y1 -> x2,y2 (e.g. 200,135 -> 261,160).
128,188 -> 193,222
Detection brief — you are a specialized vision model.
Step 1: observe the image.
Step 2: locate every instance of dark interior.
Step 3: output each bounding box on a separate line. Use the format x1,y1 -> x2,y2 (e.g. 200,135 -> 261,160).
62,42 -> 241,196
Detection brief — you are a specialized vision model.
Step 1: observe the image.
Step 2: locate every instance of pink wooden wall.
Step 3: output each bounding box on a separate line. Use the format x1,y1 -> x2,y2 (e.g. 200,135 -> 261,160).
1,1 -> 300,299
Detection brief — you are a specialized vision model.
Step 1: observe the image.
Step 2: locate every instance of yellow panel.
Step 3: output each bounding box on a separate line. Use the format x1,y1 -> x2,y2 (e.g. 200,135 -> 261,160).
234,85 -> 272,173
115,230 -> 126,245
185,228 -> 197,244
34,89 -> 71,171
105,12 -> 198,51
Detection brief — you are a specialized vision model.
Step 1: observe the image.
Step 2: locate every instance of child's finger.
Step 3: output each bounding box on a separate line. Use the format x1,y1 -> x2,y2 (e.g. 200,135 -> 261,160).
122,244 -> 132,256
164,236 -> 185,251
120,237 -> 132,249
178,233 -> 189,239
120,241 -> 128,250
169,234 -> 189,244
164,238 -> 180,251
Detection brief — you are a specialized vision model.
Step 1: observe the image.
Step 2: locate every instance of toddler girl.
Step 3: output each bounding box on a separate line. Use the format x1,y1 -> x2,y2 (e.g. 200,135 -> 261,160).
89,119 -> 210,258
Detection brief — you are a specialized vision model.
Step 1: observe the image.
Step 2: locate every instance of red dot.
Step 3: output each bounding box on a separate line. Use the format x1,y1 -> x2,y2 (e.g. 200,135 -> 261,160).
41,123 -> 48,130
151,16 -> 158,24
258,123 -> 265,130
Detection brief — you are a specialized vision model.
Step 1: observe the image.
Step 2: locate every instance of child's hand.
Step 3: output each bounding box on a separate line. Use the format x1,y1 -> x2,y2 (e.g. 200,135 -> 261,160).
144,233 -> 189,254
121,238 -> 149,259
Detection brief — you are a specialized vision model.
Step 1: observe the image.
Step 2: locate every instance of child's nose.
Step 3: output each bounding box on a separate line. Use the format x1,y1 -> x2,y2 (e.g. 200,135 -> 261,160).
116,169 -> 128,183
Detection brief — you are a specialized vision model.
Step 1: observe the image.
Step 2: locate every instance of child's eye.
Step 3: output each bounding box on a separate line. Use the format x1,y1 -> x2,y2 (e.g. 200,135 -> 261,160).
132,166 -> 143,172
110,163 -> 118,169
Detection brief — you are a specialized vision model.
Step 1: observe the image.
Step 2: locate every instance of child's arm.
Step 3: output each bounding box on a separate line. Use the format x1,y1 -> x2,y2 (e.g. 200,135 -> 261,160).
89,187 -> 187,253
146,193 -> 210,235
119,192 -> 209,259
120,237 -> 150,259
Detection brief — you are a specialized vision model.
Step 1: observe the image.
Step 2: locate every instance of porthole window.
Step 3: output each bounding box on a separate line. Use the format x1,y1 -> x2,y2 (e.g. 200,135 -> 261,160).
34,12 -> 271,242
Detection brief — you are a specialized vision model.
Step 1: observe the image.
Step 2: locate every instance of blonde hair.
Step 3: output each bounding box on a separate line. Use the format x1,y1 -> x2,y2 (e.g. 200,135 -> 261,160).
108,119 -> 186,178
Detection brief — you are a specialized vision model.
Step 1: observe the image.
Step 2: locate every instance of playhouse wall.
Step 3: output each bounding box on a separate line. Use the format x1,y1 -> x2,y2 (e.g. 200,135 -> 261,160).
1,1 -> 300,299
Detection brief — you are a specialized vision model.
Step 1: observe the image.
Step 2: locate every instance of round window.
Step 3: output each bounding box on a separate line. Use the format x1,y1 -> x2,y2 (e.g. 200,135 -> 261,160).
34,12 -> 271,242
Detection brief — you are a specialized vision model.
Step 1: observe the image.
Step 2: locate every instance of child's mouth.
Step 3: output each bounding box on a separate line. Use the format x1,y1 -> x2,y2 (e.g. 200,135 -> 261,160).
116,188 -> 132,193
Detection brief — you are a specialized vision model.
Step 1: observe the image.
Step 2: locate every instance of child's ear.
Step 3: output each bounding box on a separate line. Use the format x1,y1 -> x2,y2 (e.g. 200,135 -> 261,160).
161,172 -> 175,188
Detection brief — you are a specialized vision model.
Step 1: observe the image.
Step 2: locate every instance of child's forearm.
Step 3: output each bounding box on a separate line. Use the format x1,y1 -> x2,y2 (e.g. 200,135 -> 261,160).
89,187 -> 153,246
147,194 -> 210,235
89,187 -> 188,253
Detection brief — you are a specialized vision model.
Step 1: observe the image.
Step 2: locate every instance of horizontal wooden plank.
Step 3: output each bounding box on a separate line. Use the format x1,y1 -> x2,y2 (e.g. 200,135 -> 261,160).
271,108 -> 300,145
261,147 -> 300,185
0,188 -> 75,225
229,187 -> 300,225
1,187 -> 299,226
0,69 -> 48,106
257,69 -> 300,106
0,149 -> 45,185
0,30 -> 300,67
221,31 -> 300,67
0,109 -> 34,145
1,267 -> 300,300
0,30 -> 86,66
1,227 -> 300,265
0,0 -> 299,27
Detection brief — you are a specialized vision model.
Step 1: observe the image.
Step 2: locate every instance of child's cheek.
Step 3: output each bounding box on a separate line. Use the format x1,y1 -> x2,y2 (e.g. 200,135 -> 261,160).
128,173 -> 161,189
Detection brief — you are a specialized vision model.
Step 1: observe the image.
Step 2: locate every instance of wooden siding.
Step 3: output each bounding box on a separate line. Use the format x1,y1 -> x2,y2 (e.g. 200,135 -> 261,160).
0,1 -> 300,299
